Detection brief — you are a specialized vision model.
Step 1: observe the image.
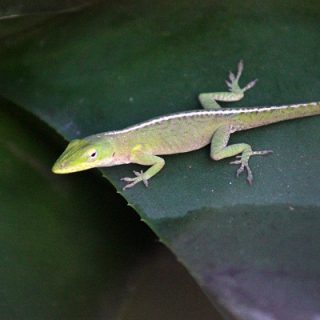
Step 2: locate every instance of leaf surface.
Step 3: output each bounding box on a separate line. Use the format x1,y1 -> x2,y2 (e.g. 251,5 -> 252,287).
1,1 -> 320,318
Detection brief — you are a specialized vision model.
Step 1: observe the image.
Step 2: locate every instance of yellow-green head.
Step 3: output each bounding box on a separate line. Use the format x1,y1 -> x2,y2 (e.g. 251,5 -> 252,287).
52,137 -> 115,174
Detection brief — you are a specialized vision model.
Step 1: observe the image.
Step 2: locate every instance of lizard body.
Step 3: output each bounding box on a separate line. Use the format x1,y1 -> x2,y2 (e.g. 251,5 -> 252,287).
52,62 -> 320,189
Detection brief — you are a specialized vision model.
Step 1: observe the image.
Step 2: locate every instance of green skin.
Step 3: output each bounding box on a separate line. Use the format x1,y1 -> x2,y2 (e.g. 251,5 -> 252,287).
52,61 -> 320,189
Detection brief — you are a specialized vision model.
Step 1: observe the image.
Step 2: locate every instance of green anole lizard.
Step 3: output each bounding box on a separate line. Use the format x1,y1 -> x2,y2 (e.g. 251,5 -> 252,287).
52,61 -> 320,189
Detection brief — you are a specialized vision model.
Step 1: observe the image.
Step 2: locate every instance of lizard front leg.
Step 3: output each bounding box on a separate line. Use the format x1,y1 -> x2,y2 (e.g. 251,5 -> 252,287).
121,144 -> 165,189
210,126 -> 272,184
198,60 -> 257,110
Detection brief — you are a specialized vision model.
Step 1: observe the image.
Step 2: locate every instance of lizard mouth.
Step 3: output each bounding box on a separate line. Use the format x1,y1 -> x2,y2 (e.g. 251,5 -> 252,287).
51,161 -> 90,174
52,162 -> 70,174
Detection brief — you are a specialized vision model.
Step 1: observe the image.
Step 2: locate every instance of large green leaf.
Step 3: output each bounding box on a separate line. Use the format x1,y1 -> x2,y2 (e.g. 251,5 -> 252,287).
1,1 -> 320,318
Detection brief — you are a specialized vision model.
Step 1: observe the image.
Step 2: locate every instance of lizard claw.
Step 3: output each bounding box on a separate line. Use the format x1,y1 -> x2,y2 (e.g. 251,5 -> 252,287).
238,164 -> 253,184
252,150 -> 273,156
229,155 -> 242,164
243,79 -> 258,92
226,60 -> 257,94
236,60 -> 244,80
230,159 -> 241,165
133,170 -> 149,187
230,149 -> 273,185
225,80 -> 232,88
121,170 -> 148,189
228,71 -> 236,82
232,162 -> 253,185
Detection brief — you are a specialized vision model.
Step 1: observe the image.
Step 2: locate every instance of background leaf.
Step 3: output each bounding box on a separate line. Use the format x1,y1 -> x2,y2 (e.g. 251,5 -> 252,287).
1,1 -> 320,319
0,0 -> 97,39
0,0 -> 96,19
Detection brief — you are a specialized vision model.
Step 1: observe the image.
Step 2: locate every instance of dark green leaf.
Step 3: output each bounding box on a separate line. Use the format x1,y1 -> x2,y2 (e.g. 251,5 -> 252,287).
0,0 -> 96,19
0,0 -> 97,38
1,1 -> 320,319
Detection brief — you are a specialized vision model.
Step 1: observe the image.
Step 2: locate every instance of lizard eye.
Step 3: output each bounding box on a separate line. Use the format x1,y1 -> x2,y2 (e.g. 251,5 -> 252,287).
89,150 -> 97,159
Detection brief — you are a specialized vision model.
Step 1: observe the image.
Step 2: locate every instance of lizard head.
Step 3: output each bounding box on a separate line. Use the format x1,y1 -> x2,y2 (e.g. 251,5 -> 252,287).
52,136 -> 115,174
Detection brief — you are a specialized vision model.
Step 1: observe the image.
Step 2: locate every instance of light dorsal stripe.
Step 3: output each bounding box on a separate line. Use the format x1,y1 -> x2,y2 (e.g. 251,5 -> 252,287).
104,102 -> 318,136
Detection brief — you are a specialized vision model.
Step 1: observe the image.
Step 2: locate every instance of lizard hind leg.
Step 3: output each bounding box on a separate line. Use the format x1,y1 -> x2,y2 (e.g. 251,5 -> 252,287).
210,126 -> 273,184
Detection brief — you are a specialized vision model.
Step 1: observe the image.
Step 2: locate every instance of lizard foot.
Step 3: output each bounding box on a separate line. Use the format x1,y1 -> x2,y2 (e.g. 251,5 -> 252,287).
121,170 -> 149,190
230,149 -> 273,184
225,60 -> 258,95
